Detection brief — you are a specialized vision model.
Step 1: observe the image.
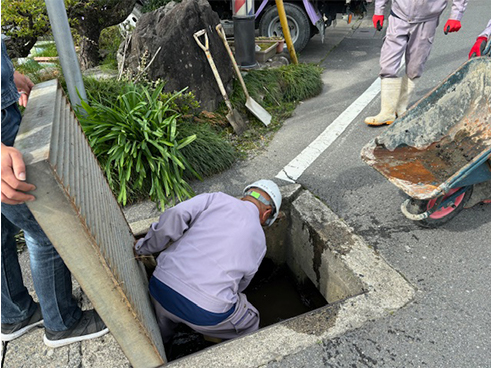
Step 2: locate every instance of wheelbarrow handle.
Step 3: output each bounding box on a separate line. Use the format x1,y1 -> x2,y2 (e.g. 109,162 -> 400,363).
193,29 -> 208,52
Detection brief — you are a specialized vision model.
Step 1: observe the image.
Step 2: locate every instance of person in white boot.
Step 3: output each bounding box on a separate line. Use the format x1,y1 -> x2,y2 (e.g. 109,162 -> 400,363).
365,0 -> 469,126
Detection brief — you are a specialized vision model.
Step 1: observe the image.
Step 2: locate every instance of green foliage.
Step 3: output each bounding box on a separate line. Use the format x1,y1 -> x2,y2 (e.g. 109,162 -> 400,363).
160,90 -> 201,116
30,42 -> 58,57
13,58 -> 63,85
239,63 -> 323,106
228,63 -> 323,155
279,63 -> 323,101
15,231 -> 27,254
99,25 -> 124,70
80,77 -> 129,103
1,0 -> 50,57
76,83 -> 199,209
179,123 -> 237,179
14,59 -> 45,78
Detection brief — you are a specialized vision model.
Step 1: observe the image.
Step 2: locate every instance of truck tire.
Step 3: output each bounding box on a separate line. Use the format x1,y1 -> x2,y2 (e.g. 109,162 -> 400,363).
259,3 -> 311,53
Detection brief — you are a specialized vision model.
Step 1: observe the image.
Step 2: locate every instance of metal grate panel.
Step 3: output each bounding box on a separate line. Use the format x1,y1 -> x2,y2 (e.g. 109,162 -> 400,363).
14,80 -> 166,368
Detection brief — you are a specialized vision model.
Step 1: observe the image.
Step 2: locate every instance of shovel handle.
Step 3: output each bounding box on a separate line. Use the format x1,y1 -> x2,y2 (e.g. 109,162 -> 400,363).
194,28 -> 233,111
193,29 -> 208,52
215,24 -> 250,99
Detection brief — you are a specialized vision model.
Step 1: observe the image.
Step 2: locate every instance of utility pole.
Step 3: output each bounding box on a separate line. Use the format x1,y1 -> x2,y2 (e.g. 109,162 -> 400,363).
45,0 -> 87,108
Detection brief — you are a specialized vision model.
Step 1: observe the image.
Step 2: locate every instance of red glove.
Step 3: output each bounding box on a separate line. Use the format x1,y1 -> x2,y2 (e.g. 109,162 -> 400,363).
444,19 -> 461,34
469,36 -> 488,59
373,15 -> 384,31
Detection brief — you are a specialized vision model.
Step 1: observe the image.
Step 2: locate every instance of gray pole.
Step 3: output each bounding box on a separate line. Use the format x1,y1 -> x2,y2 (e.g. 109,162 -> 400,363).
45,0 -> 86,108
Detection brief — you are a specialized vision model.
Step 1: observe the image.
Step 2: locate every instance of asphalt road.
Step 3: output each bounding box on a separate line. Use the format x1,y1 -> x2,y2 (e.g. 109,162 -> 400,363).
189,2 -> 491,367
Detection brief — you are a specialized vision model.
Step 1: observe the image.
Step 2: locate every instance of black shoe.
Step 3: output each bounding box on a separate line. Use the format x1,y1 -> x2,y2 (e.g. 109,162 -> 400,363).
1,303 -> 44,341
43,309 -> 109,348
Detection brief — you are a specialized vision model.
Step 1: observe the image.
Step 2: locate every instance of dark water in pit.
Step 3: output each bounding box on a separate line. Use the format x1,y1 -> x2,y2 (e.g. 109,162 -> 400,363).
165,258 -> 327,361
245,258 -> 328,327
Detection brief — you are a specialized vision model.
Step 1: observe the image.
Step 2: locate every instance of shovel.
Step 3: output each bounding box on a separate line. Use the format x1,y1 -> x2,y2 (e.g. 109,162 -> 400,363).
194,29 -> 247,135
216,24 -> 272,126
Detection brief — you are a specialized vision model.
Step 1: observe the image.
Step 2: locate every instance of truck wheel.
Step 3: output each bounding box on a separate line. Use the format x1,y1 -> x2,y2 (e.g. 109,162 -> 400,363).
259,3 -> 311,53
405,186 -> 473,228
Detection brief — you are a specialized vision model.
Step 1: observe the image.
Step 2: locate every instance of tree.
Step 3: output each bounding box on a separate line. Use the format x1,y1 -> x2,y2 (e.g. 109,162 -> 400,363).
1,0 -> 50,58
1,0 -> 136,70
67,0 -> 136,70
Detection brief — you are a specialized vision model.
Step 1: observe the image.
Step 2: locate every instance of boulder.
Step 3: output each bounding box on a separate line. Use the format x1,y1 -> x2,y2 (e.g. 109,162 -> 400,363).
123,0 -> 234,111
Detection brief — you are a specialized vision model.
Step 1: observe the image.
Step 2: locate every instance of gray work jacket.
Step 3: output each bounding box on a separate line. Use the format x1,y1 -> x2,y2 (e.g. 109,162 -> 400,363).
375,0 -> 468,23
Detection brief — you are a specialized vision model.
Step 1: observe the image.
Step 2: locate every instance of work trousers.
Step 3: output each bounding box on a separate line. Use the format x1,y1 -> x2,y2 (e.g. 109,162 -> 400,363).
152,292 -> 259,343
1,103 -> 82,331
380,14 -> 440,79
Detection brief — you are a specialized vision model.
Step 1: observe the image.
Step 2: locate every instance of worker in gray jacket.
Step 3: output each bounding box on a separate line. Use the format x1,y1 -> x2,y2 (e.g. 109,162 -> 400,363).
365,0 -> 468,126
135,180 -> 282,343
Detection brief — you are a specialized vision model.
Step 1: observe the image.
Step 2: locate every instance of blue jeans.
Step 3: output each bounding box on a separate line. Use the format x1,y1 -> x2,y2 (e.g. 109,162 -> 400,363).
1,104 -> 82,331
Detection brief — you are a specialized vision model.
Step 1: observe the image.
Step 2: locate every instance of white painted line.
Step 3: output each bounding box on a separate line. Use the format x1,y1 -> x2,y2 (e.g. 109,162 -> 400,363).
276,77 -> 382,183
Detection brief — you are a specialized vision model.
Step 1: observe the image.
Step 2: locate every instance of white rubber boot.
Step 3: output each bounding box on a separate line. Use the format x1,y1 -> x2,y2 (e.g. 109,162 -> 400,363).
396,75 -> 416,117
365,77 -> 401,126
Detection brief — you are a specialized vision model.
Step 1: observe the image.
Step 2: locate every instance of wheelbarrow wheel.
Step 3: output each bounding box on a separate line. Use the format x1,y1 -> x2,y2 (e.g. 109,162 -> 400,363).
405,186 -> 474,228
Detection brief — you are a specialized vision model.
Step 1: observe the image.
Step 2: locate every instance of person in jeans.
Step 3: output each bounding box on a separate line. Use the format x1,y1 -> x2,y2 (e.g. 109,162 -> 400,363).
365,0 -> 468,126
135,180 -> 282,343
1,38 -> 109,348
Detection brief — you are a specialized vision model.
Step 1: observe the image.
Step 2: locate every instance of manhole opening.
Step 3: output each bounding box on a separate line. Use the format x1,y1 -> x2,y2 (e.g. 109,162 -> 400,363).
245,258 -> 328,328
164,257 -> 328,361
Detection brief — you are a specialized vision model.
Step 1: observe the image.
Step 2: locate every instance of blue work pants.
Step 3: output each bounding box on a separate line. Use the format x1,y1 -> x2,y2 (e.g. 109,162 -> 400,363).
1,103 -> 81,331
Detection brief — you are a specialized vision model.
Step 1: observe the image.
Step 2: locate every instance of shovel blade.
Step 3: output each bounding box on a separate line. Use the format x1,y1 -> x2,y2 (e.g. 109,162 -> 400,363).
227,109 -> 247,135
246,97 -> 271,126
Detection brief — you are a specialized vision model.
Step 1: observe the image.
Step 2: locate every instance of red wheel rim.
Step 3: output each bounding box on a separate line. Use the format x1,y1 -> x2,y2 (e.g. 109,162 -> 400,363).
427,188 -> 465,219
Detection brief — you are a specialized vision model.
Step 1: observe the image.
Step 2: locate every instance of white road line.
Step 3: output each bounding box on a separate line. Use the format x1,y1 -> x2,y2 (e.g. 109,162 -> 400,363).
276,77 -> 382,183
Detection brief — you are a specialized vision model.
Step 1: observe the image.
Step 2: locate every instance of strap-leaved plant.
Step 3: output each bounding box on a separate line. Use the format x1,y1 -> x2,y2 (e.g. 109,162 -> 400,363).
77,83 -> 198,209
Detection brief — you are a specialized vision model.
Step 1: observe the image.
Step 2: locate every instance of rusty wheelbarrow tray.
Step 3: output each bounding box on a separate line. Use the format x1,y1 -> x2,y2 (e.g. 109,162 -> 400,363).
361,57 -> 491,226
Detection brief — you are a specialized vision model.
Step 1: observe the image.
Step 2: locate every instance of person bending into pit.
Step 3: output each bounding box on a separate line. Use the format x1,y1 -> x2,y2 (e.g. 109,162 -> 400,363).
134,180 -> 282,343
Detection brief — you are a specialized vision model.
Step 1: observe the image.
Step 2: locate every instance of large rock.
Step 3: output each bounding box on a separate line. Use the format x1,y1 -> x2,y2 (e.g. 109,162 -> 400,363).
123,0 -> 234,111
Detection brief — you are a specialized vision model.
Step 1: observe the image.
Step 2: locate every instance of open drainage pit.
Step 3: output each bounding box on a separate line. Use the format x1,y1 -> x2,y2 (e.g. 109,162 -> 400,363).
165,257 -> 329,361
137,184 -> 415,367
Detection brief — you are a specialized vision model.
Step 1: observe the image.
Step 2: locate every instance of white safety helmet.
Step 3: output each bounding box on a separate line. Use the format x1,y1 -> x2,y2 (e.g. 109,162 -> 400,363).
243,179 -> 282,226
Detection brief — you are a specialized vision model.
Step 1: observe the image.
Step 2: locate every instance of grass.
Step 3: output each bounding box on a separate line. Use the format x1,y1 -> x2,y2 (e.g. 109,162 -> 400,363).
30,41 -> 58,58
228,63 -> 323,157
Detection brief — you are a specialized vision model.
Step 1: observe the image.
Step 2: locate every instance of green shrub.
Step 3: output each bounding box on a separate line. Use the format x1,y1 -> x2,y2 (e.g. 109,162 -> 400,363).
82,77 -> 130,103
30,41 -> 58,57
79,77 -> 236,194
241,63 -> 323,106
76,83 -> 199,209
179,122 -> 237,179
99,25 -> 124,70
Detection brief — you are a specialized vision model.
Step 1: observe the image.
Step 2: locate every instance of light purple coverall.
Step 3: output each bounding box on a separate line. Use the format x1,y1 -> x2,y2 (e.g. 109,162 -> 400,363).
375,0 -> 468,79
135,192 -> 266,341
479,20 -> 491,38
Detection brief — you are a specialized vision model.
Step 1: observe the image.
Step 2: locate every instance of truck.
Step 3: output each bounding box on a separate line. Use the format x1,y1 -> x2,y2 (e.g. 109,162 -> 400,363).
208,0 -> 369,52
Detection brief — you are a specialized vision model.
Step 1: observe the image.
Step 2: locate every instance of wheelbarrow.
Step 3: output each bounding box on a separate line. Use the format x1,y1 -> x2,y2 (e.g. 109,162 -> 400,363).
361,57 -> 491,227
